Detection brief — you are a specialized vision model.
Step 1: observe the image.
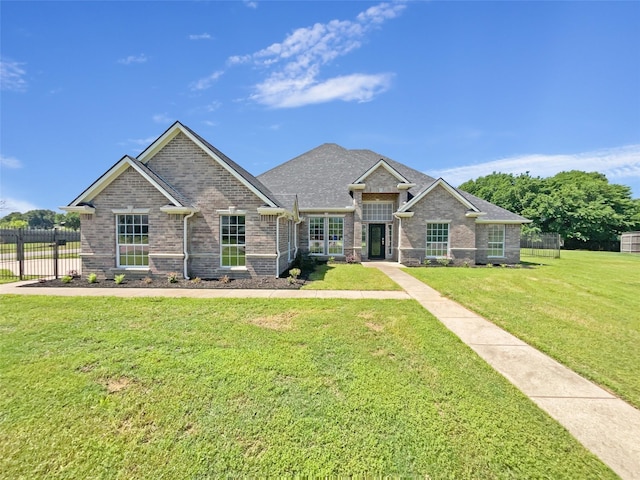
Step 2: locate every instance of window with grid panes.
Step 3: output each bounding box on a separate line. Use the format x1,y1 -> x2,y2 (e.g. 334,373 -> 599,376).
308,217 -> 343,255
487,224 -> 505,257
221,215 -> 246,267
426,223 -> 449,258
117,214 -> 149,267
362,202 -> 393,222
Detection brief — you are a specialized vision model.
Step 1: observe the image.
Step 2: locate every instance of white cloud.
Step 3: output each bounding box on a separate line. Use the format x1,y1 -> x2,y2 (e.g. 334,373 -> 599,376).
432,145 -> 640,186
0,197 -> 38,213
0,154 -> 22,169
0,58 -> 27,92
189,70 -> 224,91
202,120 -> 218,127
188,33 -> 212,40
244,1 -> 258,8
118,54 -> 148,65
232,1 -> 406,108
152,113 -> 172,124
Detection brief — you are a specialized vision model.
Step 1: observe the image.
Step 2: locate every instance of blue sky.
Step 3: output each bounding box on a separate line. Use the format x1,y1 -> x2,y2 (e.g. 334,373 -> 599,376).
1,0 -> 639,214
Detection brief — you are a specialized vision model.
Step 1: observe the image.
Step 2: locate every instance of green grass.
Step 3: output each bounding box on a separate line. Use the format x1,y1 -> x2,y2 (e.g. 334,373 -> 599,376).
0,296 -> 613,478
0,269 -> 17,284
0,241 -> 80,254
303,263 -> 402,290
405,250 -> 640,408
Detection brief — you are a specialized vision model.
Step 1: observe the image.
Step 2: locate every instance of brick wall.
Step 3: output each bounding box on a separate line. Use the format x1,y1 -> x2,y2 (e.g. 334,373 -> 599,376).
475,223 -> 522,264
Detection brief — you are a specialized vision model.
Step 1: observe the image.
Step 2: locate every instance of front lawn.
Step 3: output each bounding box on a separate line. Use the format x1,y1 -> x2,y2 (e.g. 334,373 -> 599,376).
0,296 -> 612,477
303,263 -> 402,290
405,250 -> 640,408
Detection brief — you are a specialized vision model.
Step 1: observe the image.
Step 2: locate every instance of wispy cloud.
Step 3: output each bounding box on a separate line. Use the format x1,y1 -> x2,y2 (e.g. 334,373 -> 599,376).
232,1 -> 406,108
432,145 -> 640,186
0,58 -> 27,92
244,1 -> 258,9
152,113 -> 172,124
190,70 -> 224,91
118,54 -> 148,65
0,197 -> 38,213
118,136 -> 157,148
0,154 -> 22,169
188,33 -> 212,40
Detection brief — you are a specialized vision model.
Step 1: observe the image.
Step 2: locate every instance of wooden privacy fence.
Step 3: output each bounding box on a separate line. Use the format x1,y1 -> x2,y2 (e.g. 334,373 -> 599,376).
520,232 -> 561,259
0,227 -> 81,280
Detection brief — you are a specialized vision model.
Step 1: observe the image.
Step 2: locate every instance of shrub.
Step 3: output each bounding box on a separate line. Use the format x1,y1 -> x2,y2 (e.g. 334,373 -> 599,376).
87,273 -> 98,284
220,275 -> 230,284
328,256 -> 336,264
191,277 -> 202,284
61,275 -> 73,284
463,260 -> 471,268
114,274 -> 126,284
485,263 -> 494,268
345,253 -> 359,264
437,257 -> 450,267
143,276 -> 153,284
67,269 -> 79,278
289,268 -> 301,279
287,276 -> 297,284
167,272 -> 180,283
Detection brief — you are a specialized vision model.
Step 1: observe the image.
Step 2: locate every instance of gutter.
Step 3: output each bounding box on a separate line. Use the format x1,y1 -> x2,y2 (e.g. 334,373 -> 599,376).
274,213 -> 287,277
183,211 -> 196,279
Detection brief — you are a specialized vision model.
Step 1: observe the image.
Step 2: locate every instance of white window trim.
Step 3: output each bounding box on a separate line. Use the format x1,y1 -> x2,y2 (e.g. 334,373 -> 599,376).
308,216 -> 344,256
115,213 -> 150,269
220,214 -> 247,269
487,224 -> 506,258
425,222 -> 450,259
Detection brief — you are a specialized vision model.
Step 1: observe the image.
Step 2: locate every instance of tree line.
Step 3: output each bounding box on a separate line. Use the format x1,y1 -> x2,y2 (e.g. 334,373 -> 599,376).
459,170 -> 640,250
0,209 -> 80,230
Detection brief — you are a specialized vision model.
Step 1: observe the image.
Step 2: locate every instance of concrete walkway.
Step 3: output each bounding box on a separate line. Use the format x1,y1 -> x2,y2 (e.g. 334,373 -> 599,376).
2,272 -> 639,478
366,262 -> 640,480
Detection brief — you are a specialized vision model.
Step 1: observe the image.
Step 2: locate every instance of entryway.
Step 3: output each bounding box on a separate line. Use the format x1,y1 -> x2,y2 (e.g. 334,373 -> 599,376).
368,224 -> 386,260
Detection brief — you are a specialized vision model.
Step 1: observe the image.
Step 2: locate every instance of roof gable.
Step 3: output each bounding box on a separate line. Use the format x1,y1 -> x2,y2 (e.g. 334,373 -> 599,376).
138,121 -> 280,208
399,178 -> 479,213
353,159 -> 411,185
66,155 -> 189,208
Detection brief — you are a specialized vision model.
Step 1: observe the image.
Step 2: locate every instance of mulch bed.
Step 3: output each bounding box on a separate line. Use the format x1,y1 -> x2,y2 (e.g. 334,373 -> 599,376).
23,276 -> 307,290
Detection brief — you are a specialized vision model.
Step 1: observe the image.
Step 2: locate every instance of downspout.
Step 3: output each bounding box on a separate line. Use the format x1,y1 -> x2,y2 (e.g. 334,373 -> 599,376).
398,217 -> 403,264
275,213 -> 287,278
183,211 -> 196,280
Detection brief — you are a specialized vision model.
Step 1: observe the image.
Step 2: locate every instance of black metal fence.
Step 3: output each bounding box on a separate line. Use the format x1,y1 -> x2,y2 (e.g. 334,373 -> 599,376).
0,228 -> 81,280
520,232 -> 561,259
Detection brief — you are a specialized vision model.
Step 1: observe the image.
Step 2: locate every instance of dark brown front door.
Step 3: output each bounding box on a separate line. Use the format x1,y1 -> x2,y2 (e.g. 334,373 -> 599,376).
368,224 -> 385,260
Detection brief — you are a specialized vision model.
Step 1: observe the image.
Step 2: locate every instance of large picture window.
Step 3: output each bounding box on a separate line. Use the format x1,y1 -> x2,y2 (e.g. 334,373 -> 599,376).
488,225 -> 505,257
308,216 -> 343,255
117,214 -> 149,267
221,215 -> 246,267
426,223 -> 449,258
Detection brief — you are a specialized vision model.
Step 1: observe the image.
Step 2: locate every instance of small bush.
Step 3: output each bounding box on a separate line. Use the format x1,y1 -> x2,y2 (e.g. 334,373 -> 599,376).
515,263 -> 523,269
167,272 -> 180,283
289,268 -> 301,279
437,257 -> 450,267
114,274 -> 126,284
143,276 -> 153,284
67,270 -> 79,278
423,258 -> 432,267
287,276 -> 297,284
463,260 -> 471,268
328,256 -> 336,264
61,275 -> 73,284
345,253 -> 358,264
485,263 -> 494,268
191,277 -> 202,284
87,273 -> 98,284
220,275 -> 230,284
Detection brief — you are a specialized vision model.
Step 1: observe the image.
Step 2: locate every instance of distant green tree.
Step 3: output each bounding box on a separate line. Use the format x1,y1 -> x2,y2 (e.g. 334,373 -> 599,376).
23,209 -> 57,229
459,170 -> 640,249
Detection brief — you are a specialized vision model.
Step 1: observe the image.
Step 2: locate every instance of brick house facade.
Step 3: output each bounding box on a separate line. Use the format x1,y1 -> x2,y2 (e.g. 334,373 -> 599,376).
64,122 -> 529,279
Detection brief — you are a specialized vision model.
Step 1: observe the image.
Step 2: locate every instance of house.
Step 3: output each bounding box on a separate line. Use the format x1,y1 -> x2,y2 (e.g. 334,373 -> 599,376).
63,121 -> 530,279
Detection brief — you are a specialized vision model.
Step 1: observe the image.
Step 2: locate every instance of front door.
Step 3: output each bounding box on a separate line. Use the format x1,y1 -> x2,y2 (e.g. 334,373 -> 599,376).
368,224 -> 386,260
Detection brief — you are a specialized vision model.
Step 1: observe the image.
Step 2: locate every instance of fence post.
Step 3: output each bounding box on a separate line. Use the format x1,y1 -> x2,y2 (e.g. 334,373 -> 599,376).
53,227 -> 59,279
17,229 -> 25,280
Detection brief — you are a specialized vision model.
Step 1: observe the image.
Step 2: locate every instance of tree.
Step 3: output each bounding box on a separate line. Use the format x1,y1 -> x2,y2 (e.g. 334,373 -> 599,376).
459,170 -> 640,249
23,209 -> 57,229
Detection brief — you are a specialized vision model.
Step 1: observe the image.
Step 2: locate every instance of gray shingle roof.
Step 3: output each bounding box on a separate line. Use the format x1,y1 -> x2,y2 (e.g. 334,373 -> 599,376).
258,143 -> 528,222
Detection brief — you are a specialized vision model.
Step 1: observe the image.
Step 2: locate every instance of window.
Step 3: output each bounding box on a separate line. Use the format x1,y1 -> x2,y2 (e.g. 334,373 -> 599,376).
488,225 -> 505,257
362,202 -> 393,222
117,214 -> 149,267
308,216 -> 343,255
387,224 -> 393,257
426,223 -> 449,258
221,215 -> 246,267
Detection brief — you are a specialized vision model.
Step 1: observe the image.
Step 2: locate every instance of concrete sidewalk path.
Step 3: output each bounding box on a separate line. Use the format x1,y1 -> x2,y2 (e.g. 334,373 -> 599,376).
366,262 -> 640,480
0,280 -> 411,300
